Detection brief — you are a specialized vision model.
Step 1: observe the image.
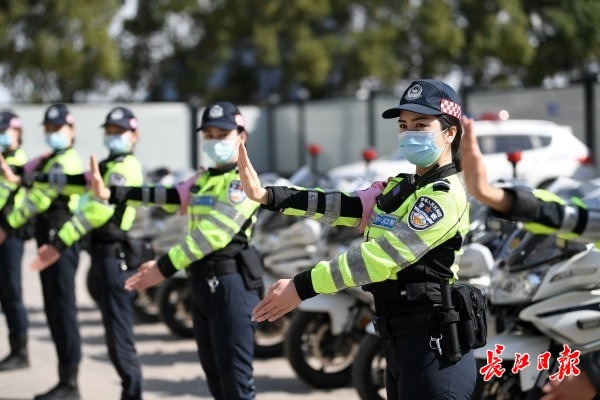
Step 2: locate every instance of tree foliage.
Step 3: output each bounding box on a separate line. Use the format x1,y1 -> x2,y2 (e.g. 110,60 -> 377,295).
0,0 -> 123,102
0,0 -> 599,103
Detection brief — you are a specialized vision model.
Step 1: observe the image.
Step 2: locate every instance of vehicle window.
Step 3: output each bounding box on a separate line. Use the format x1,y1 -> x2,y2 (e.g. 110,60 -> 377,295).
477,135 -> 534,154
477,133 -> 553,155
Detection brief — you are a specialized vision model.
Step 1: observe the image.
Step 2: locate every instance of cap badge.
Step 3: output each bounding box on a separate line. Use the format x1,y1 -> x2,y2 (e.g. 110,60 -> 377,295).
48,107 -> 60,118
405,84 -> 423,101
209,105 -> 224,119
110,109 -> 124,120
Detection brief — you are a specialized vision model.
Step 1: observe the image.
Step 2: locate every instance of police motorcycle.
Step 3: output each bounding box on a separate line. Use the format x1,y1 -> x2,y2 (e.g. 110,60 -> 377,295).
351,196 -> 501,400
472,177 -> 600,400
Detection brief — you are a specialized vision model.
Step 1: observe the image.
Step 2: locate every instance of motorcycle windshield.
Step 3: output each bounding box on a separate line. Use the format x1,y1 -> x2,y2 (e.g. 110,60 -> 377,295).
496,226 -> 587,272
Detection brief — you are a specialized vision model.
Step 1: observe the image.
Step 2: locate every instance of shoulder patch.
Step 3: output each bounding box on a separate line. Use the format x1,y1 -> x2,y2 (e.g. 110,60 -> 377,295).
108,173 -> 126,186
408,196 -> 444,231
228,180 -> 246,204
433,179 -> 451,192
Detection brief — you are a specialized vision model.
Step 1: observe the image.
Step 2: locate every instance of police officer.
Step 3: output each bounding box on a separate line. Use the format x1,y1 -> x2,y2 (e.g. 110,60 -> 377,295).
29,107 -> 145,400
459,116 -> 600,400
239,80 -> 477,400
90,101 -> 262,400
0,103 -> 84,399
0,110 -> 30,371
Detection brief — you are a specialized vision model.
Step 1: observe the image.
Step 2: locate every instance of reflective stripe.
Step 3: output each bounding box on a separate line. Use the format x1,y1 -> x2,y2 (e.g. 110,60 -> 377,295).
329,258 -> 347,291
321,191 -> 341,224
377,236 -> 410,268
22,198 -> 38,216
72,214 -> 93,236
48,171 -> 67,190
154,186 -> 167,205
306,191 -> 318,217
190,228 -> 214,255
391,222 -> 429,257
141,187 -> 150,205
214,201 -> 246,227
178,240 -> 197,263
204,214 -> 236,236
559,204 -> 580,234
345,245 -> 372,285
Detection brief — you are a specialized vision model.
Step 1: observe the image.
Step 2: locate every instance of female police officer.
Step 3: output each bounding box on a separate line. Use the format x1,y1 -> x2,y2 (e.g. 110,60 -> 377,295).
0,104 -> 84,400
239,79 -> 477,399
90,101 -> 262,400
0,111 -> 30,371
29,106 -> 145,400
459,116 -> 599,400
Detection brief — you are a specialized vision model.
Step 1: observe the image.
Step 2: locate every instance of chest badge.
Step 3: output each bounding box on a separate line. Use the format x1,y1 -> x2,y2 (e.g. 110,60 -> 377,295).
408,196 -> 444,231
228,180 -> 246,204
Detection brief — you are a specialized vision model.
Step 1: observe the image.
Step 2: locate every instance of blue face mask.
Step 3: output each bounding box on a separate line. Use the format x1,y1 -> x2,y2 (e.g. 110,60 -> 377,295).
398,129 -> 447,168
104,134 -> 132,154
46,131 -> 70,151
0,132 -> 12,151
202,138 -> 238,165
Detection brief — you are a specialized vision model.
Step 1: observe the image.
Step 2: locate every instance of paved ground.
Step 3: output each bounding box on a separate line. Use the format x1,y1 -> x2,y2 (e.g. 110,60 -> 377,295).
0,241 -> 360,400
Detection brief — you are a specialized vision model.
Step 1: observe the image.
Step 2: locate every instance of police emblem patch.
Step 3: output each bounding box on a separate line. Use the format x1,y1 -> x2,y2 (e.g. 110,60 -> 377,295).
228,180 -> 246,204
405,84 -> 423,101
108,173 -> 126,186
209,105 -> 224,119
408,196 -> 444,230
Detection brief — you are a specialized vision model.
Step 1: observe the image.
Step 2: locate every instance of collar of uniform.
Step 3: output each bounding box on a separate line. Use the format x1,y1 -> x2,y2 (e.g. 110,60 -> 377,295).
208,162 -> 237,176
106,151 -> 132,163
2,148 -> 17,158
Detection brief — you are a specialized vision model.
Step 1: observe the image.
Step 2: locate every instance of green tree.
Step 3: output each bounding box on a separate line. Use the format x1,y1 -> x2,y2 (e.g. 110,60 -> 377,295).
0,1 -> 123,102
523,0 -> 600,85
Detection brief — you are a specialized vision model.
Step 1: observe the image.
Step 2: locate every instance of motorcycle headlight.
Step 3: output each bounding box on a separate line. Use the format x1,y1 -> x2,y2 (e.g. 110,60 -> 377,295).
490,265 -> 549,304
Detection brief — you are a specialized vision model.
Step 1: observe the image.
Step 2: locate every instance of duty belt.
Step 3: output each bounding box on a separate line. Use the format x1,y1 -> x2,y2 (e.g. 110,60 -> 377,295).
372,305 -> 441,339
187,259 -> 239,277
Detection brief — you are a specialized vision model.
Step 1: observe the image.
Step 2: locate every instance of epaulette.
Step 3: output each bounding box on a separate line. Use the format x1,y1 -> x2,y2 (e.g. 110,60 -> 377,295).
432,178 -> 451,192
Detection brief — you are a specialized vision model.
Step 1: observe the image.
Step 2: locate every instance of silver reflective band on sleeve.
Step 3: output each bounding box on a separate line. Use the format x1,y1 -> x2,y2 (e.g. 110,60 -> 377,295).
377,236 -> 411,269
306,191 -> 318,217
214,201 -> 246,227
154,186 -> 167,205
559,204 -> 580,234
581,208 -> 600,242
321,191 -> 341,224
329,258 -> 348,291
72,213 -> 93,236
391,223 -> 430,258
345,245 -> 373,285
22,198 -> 38,216
141,187 -> 150,205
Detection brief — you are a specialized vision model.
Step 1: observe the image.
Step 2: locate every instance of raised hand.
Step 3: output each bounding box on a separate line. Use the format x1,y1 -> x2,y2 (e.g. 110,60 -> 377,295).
89,154 -> 110,201
0,153 -> 21,184
124,260 -> 165,291
251,279 -> 301,322
31,244 -> 61,271
237,143 -> 268,205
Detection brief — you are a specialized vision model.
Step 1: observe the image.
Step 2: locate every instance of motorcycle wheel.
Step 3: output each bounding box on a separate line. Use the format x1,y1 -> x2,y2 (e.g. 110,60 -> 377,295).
284,310 -> 361,388
352,334 -> 386,400
157,277 -> 194,338
472,359 -> 528,400
254,313 -> 292,358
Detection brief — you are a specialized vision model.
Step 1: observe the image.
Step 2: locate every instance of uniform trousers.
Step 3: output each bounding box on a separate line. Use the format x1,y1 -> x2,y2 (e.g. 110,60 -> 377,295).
92,255 -> 142,400
384,330 -> 476,400
0,237 -> 27,339
190,271 -> 259,400
39,243 -> 81,370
